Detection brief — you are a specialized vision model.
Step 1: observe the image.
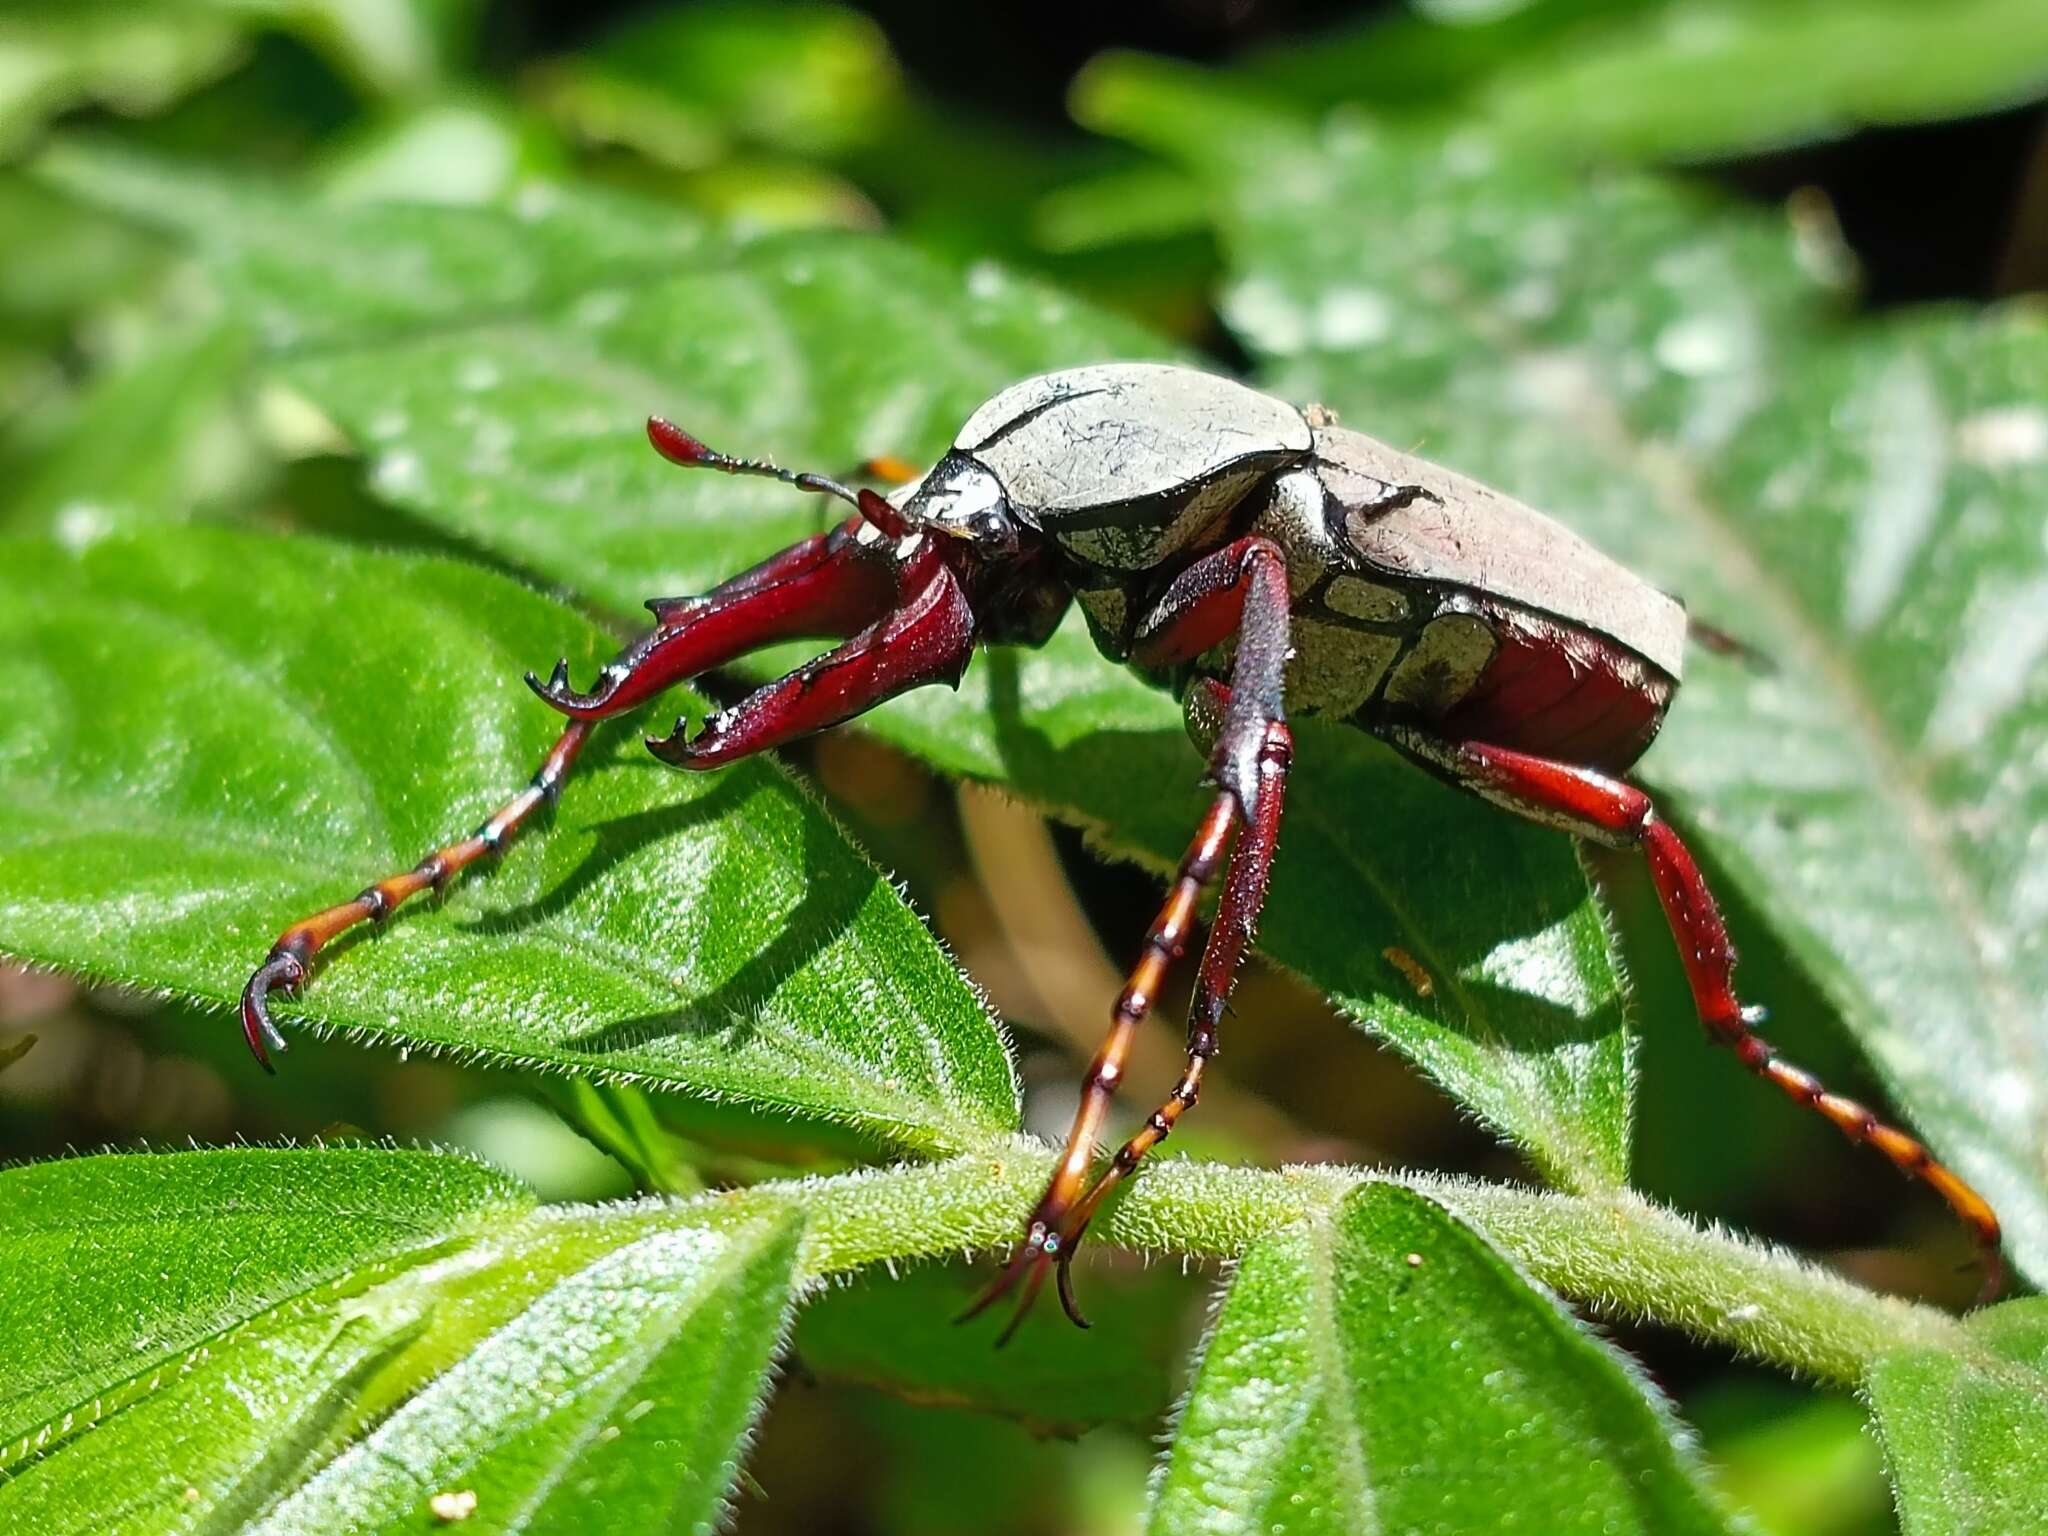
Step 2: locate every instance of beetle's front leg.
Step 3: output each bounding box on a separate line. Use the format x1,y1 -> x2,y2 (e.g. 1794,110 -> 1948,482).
964,537 -> 1292,1340
240,517 -> 909,1069
528,514 -> 898,718
1383,726 -> 2006,1303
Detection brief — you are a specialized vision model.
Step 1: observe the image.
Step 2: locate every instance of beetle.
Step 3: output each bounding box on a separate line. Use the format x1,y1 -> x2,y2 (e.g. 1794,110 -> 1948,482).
241,362 -> 2003,1333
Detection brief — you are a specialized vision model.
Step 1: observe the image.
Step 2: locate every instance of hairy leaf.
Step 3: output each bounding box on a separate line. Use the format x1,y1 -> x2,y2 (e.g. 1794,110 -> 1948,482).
247,1217 -> 798,1536
0,1146 -> 528,1466
38,148 -> 1638,1189
1867,1299 -> 2048,1535
0,529 -> 1017,1152
1152,1183 -> 1736,1535
1087,64 -> 2048,1285
0,1147 -> 798,1535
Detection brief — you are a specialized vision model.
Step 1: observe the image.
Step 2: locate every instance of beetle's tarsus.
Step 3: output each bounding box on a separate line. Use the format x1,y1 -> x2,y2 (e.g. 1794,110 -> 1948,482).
1055,1253 -> 1091,1329
959,1219 -> 1072,1339
992,1263 -> 1049,1349
1973,1249 -> 2007,1308
240,949 -> 302,1071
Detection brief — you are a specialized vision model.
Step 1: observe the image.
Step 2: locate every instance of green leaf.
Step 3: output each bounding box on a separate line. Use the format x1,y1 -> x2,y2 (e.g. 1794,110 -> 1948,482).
530,0 -> 902,169
0,1145 -> 529,1464
245,1215 -> 799,1536
0,315 -> 258,537
43,151 -> 1638,1189
1471,0 -> 2048,161
791,1260 -> 1183,1436
0,527 -> 1017,1152
1152,1183 -> 1737,1535
1239,0 -> 2048,162
35,139 -> 713,352
0,1147 -> 798,1535
0,0 -> 466,160
1089,65 -> 2048,1285
1866,1299 -> 2048,1535
0,4 -> 244,161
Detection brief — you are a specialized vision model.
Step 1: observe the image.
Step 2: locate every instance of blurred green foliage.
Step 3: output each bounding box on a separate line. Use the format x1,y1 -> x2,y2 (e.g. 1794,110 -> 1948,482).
1,3 -> 2044,1533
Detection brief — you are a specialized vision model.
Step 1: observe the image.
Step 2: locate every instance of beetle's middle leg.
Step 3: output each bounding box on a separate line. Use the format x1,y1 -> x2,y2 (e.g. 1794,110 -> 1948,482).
1381,725 -> 2006,1303
1050,686 -> 1291,1325
964,536 -> 1293,1338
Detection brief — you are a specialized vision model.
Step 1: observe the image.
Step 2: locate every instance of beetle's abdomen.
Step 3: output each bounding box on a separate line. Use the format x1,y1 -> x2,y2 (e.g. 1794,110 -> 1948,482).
1434,604 -> 1675,772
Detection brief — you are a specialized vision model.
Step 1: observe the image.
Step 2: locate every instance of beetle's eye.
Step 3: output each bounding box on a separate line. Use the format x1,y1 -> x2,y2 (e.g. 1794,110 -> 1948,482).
969,509 -> 1019,554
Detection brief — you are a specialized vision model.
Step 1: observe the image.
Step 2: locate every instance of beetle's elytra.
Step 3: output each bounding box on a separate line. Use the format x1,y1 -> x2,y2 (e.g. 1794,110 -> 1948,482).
242,362 -> 2003,1330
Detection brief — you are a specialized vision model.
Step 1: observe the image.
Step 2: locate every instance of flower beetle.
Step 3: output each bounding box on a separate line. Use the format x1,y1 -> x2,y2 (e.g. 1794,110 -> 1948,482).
242,362 -> 2003,1332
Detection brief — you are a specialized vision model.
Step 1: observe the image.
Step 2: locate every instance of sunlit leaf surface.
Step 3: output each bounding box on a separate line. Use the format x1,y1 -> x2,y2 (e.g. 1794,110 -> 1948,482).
0,529 -> 1017,1152
32,146 -> 1637,1189
0,1148 -> 798,1536
1153,1183 -> 1738,1534
1867,1298 -> 2048,1535
1084,65 -> 2048,1284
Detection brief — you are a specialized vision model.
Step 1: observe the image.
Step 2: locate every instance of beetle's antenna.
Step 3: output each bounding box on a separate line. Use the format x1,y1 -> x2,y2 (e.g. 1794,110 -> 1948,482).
648,417 -> 909,537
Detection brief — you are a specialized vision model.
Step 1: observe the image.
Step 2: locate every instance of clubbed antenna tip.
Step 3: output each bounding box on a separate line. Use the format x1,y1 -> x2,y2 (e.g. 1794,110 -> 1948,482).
647,416 -> 714,467
643,414 -> 910,537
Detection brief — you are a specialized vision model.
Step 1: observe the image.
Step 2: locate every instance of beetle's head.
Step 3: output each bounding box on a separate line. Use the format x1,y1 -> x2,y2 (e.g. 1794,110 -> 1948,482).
898,452 -> 1071,645
900,453 -> 1022,557
642,417 -> 1071,647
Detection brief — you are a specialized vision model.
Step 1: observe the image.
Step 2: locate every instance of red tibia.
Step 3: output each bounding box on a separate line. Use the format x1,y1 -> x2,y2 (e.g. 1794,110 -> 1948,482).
533,519 -> 902,720
1416,733 -> 2005,1303
649,540 -> 975,767
649,515 -> 869,618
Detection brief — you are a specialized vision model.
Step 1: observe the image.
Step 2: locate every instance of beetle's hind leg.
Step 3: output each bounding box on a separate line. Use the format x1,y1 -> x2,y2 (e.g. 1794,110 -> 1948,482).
1381,726 -> 2006,1304
241,515 -> 912,1071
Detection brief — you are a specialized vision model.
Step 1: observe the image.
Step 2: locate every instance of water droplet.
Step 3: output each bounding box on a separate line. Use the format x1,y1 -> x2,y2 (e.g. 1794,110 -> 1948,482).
53,501 -> 111,552
372,451 -> 424,498
1956,404 -> 2048,469
1223,276 -> 1308,356
1315,286 -> 1392,349
1653,315 -> 1736,377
